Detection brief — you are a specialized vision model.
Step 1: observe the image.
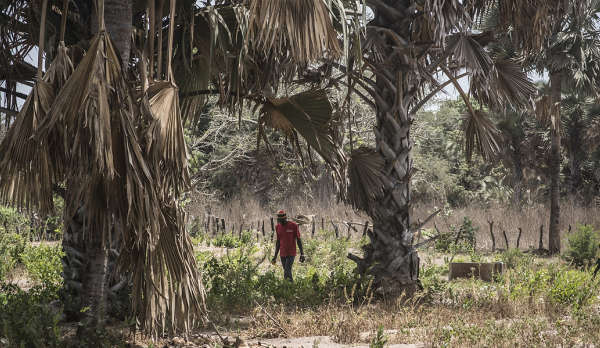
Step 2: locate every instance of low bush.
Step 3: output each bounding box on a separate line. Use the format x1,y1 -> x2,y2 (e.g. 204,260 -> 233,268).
22,244 -> 64,288
0,284 -> 62,347
199,240 -> 365,310
212,231 -> 253,248
565,224 -> 599,267
435,217 -> 477,253
0,232 -> 26,281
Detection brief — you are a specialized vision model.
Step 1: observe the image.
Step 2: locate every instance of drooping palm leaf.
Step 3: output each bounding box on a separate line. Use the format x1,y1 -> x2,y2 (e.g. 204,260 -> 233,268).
259,89 -> 346,174
143,0 -> 190,198
347,146 -> 386,216
246,0 -> 341,65
471,57 -> 537,109
0,0 -> 61,214
464,109 -> 502,161
447,32 -> 493,76
145,81 -> 190,197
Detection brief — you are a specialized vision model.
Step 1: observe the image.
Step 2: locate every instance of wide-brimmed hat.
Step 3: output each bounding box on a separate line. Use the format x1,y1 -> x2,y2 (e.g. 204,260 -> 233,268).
276,210 -> 287,218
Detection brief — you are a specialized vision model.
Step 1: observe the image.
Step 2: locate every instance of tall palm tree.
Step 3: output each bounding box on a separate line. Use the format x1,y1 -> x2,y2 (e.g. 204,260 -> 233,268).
531,0 -> 600,253
0,0 -> 349,336
342,0 -> 564,294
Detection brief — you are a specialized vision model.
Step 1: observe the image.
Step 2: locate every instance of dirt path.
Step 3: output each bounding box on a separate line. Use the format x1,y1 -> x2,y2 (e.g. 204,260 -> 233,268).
245,336 -> 423,348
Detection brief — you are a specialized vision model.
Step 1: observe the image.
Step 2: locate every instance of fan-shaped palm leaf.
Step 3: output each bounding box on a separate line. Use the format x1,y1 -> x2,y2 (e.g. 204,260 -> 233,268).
347,146 -> 385,216
464,109 -> 502,161
259,89 -> 345,173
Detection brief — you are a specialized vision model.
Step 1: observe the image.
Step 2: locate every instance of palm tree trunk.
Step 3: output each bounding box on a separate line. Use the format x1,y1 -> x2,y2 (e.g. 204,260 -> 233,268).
350,5 -> 420,296
512,147 -> 524,209
548,70 -> 562,254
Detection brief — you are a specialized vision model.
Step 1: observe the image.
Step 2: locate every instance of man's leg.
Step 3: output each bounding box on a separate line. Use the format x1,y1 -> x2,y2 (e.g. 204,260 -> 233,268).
281,256 -> 295,281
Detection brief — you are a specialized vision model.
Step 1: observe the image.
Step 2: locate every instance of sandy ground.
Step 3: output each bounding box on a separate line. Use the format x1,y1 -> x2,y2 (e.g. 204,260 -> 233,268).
245,335 -> 423,348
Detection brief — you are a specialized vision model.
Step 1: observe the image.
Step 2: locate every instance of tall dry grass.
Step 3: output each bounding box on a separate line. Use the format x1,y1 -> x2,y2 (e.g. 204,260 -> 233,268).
187,192 -> 599,251
414,201 -> 600,251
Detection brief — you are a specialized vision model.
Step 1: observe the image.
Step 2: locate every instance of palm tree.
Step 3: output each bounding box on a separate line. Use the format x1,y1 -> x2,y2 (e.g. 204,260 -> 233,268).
530,0 -> 600,253
0,0 -> 349,336
342,0 -> 565,295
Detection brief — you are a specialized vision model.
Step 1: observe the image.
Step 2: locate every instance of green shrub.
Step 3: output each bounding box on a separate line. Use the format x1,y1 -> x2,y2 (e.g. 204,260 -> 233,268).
0,284 -> 62,347
0,232 -> 26,280
435,217 -> 477,253
498,248 -> 532,269
370,326 -> 388,348
565,224 -> 599,267
546,268 -> 598,309
22,244 -> 64,288
212,231 -> 253,248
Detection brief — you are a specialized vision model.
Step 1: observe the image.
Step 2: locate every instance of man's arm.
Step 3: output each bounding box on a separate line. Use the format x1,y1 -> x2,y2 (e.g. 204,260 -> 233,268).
297,238 -> 305,262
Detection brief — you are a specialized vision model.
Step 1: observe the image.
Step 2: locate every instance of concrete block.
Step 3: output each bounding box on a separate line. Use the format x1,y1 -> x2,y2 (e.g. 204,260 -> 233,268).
448,262 -> 504,282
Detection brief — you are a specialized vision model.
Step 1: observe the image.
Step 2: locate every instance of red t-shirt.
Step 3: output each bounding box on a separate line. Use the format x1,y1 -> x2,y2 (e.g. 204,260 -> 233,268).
276,221 -> 300,257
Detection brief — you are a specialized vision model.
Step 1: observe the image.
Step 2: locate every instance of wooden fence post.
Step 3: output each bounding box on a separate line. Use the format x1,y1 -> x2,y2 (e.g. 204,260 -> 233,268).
239,223 -> 243,238
346,223 -> 351,239
270,217 -> 275,241
516,227 -> 522,249
488,220 -> 495,252
503,230 -> 509,250
330,221 -> 339,238
538,225 -> 544,250
311,217 -> 315,237
362,221 -> 369,237
261,220 -> 265,237
321,217 -> 324,230
221,218 -> 225,235
231,223 -> 235,236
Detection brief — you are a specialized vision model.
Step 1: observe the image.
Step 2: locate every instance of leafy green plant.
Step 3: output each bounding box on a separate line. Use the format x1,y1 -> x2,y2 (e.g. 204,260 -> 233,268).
0,233 -> 26,281
0,284 -> 62,347
498,248 -> 531,269
435,217 -> 477,253
370,325 -> 388,348
565,224 -> 599,267
22,244 -> 64,288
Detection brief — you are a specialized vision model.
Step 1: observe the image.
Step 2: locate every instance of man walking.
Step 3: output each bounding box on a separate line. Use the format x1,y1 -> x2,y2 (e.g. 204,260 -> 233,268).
271,210 -> 305,281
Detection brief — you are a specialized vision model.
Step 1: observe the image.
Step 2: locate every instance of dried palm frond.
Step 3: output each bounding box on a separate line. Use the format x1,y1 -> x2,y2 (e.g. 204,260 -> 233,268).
0,80 -> 56,213
463,109 -> 502,161
145,81 -> 190,197
447,32 -> 493,75
122,198 -> 205,336
143,0 -> 190,198
0,0 -> 62,214
347,147 -> 386,216
471,57 -> 537,109
246,0 -> 341,65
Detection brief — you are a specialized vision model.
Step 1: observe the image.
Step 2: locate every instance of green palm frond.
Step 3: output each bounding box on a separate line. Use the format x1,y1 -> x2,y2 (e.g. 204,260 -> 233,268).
347,147 -> 385,216
258,89 -> 346,173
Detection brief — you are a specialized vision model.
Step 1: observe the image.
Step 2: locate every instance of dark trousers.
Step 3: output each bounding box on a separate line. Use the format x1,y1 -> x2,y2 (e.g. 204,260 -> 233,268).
280,256 -> 295,281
